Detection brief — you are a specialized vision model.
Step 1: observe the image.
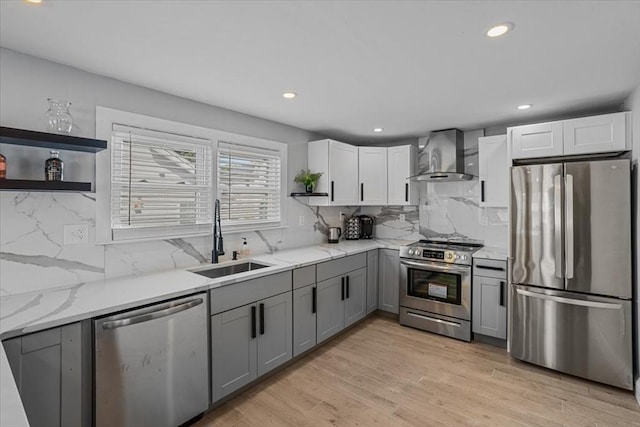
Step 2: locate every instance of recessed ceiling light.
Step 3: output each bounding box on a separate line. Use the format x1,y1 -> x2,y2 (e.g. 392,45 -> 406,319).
282,92 -> 297,99
487,23 -> 514,38
23,0 -> 43,3
373,128 -> 383,133
517,104 -> 532,110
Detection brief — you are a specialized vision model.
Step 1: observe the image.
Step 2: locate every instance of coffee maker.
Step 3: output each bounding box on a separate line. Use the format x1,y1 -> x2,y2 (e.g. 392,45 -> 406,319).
358,215 -> 374,239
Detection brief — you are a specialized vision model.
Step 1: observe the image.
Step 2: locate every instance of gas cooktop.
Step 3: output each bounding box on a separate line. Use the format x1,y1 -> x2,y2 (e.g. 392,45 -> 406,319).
399,239 -> 483,265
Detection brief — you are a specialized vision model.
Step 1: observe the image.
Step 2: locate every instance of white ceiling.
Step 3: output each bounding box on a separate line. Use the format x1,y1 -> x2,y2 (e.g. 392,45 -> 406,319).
1,1 -> 639,143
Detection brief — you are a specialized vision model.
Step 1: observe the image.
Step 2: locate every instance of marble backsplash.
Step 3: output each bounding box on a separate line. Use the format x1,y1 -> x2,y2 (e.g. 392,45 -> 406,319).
0,192 -> 358,296
1,181 -> 507,297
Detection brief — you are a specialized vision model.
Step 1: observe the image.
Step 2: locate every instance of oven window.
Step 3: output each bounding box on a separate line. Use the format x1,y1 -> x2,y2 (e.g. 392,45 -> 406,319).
407,268 -> 462,305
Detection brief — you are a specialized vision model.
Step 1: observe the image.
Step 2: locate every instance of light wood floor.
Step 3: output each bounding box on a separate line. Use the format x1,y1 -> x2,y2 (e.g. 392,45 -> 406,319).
195,316 -> 640,427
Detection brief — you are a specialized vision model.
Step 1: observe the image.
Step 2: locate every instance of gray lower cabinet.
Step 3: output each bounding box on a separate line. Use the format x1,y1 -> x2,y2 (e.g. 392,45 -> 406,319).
257,292 -> 293,377
3,321 -> 92,427
344,267 -> 367,327
378,248 -> 400,314
211,291 -> 292,402
316,275 -> 345,343
472,258 -> 508,340
366,250 -> 379,314
211,303 -> 257,402
293,284 -> 316,356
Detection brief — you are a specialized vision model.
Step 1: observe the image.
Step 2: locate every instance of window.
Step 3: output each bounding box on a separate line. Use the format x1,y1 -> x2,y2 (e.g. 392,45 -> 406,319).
217,141 -> 283,228
96,107 -> 287,242
109,125 -> 212,241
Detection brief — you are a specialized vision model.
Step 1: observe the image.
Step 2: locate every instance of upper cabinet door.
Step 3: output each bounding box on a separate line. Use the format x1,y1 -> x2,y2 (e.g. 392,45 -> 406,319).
307,139 -> 358,206
329,141 -> 359,205
478,135 -> 508,207
358,147 -> 387,205
387,145 -> 417,205
510,122 -> 563,160
563,112 -> 628,155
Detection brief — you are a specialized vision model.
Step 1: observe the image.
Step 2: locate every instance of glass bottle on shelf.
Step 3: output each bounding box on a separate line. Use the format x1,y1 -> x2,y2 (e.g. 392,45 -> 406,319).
0,153 -> 6,179
45,150 -> 64,181
46,98 -> 73,134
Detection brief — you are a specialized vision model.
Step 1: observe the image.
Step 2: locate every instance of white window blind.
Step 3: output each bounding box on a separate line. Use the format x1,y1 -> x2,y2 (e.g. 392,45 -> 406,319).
111,125 -> 212,240
217,141 -> 282,227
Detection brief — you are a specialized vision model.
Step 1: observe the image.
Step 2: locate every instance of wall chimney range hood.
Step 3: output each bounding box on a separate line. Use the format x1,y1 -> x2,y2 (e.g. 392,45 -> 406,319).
410,129 -> 474,182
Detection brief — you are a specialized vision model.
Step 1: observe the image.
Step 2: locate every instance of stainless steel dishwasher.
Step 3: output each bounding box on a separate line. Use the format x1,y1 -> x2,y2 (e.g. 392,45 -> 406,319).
94,293 -> 209,427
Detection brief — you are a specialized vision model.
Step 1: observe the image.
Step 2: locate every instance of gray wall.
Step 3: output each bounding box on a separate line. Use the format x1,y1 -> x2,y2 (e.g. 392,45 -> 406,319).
623,83 -> 640,403
0,48 -> 355,295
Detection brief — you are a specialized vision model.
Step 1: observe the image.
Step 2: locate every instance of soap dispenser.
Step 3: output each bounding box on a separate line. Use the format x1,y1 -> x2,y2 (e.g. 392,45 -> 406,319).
239,238 -> 250,257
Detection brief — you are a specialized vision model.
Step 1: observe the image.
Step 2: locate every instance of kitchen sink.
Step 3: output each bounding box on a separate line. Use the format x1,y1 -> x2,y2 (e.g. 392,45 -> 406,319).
191,261 -> 270,279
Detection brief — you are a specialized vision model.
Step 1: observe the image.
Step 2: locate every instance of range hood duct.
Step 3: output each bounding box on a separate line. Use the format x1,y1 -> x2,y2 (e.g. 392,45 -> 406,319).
410,129 -> 474,182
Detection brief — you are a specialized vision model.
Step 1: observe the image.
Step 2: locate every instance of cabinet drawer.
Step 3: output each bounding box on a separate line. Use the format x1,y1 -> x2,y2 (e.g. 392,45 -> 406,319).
210,271 -> 292,315
293,265 -> 316,289
473,258 -> 507,279
317,253 -> 367,282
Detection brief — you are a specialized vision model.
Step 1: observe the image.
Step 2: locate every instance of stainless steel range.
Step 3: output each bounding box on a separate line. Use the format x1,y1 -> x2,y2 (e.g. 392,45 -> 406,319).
399,240 -> 482,341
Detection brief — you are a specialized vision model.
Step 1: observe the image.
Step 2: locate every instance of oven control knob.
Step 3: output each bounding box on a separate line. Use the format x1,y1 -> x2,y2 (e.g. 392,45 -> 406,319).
455,254 -> 460,260
462,255 -> 468,261
408,249 -> 414,255
447,253 -> 453,260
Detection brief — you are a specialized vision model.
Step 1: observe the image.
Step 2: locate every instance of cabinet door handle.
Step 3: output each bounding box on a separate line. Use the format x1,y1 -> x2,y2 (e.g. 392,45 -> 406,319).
476,265 -> 505,272
341,277 -> 345,301
259,303 -> 265,335
251,305 -> 257,339
405,183 -> 409,202
499,281 -> 505,307
346,276 -> 350,299
481,180 -> 485,203
312,286 -> 317,314
360,183 -> 364,202
331,181 -> 335,202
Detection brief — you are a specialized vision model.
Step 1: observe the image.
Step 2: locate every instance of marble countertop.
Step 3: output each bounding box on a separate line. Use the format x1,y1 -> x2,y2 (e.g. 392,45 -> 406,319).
473,246 -> 509,261
0,238 -> 408,426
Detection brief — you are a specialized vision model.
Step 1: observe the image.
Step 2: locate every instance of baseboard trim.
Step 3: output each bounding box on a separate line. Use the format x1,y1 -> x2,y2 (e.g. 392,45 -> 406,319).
636,378 -> 640,406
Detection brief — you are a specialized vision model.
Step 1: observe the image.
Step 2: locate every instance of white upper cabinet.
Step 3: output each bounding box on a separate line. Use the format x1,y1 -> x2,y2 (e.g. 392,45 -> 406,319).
510,122 -> 563,160
387,145 -> 418,205
358,147 -> 388,205
308,139 -> 359,206
563,112 -> 628,155
509,112 -> 630,160
478,135 -> 508,207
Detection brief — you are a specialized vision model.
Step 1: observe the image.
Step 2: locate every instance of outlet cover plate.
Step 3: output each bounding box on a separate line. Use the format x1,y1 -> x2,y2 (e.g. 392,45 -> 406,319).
64,224 -> 89,245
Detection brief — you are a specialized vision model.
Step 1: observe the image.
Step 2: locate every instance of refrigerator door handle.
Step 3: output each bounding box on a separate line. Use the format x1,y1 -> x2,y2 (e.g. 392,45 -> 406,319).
553,175 -> 564,279
515,287 -> 625,335
565,174 -> 574,279
515,288 -> 623,310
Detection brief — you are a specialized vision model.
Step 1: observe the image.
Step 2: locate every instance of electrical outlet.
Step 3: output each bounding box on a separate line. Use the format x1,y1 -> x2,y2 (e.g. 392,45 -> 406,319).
64,224 -> 89,245
298,215 -> 305,226
479,215 -> 489,227
399,213 -> 406,222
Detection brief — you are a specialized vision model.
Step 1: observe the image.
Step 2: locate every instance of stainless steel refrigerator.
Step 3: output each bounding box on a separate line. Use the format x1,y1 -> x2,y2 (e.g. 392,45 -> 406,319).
510,158 -> 633,390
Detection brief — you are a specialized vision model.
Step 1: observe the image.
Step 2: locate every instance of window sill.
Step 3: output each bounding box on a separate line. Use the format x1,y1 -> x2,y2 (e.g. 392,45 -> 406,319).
222,224 -> 289,234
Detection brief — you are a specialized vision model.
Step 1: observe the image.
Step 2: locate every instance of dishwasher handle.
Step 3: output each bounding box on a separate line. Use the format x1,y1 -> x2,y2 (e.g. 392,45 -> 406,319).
102,297 -> 204,330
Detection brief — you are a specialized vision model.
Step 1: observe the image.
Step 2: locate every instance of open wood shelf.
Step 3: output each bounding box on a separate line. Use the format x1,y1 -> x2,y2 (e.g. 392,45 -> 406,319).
0,126 -> 107,153
0,179 -> 92,192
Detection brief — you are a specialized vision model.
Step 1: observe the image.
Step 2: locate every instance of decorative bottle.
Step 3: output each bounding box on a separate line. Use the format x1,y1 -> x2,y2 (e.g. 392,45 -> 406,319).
0,153 -> 6,179
46,98 -> 73,134
45,150 -> 64,181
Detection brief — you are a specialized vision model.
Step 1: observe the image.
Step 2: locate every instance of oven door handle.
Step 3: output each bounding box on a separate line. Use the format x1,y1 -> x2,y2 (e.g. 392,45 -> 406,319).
400,259 -> 470,274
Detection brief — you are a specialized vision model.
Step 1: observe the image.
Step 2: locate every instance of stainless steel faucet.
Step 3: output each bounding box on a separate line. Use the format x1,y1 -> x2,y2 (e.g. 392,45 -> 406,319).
212,199 -> 224,263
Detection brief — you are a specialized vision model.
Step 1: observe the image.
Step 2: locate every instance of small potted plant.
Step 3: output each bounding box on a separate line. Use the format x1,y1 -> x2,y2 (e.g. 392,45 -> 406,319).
294,169 -> 323,193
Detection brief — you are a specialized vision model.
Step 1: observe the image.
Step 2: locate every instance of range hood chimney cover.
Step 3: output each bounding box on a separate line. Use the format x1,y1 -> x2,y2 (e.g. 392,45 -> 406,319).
410,129 -> 473,182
